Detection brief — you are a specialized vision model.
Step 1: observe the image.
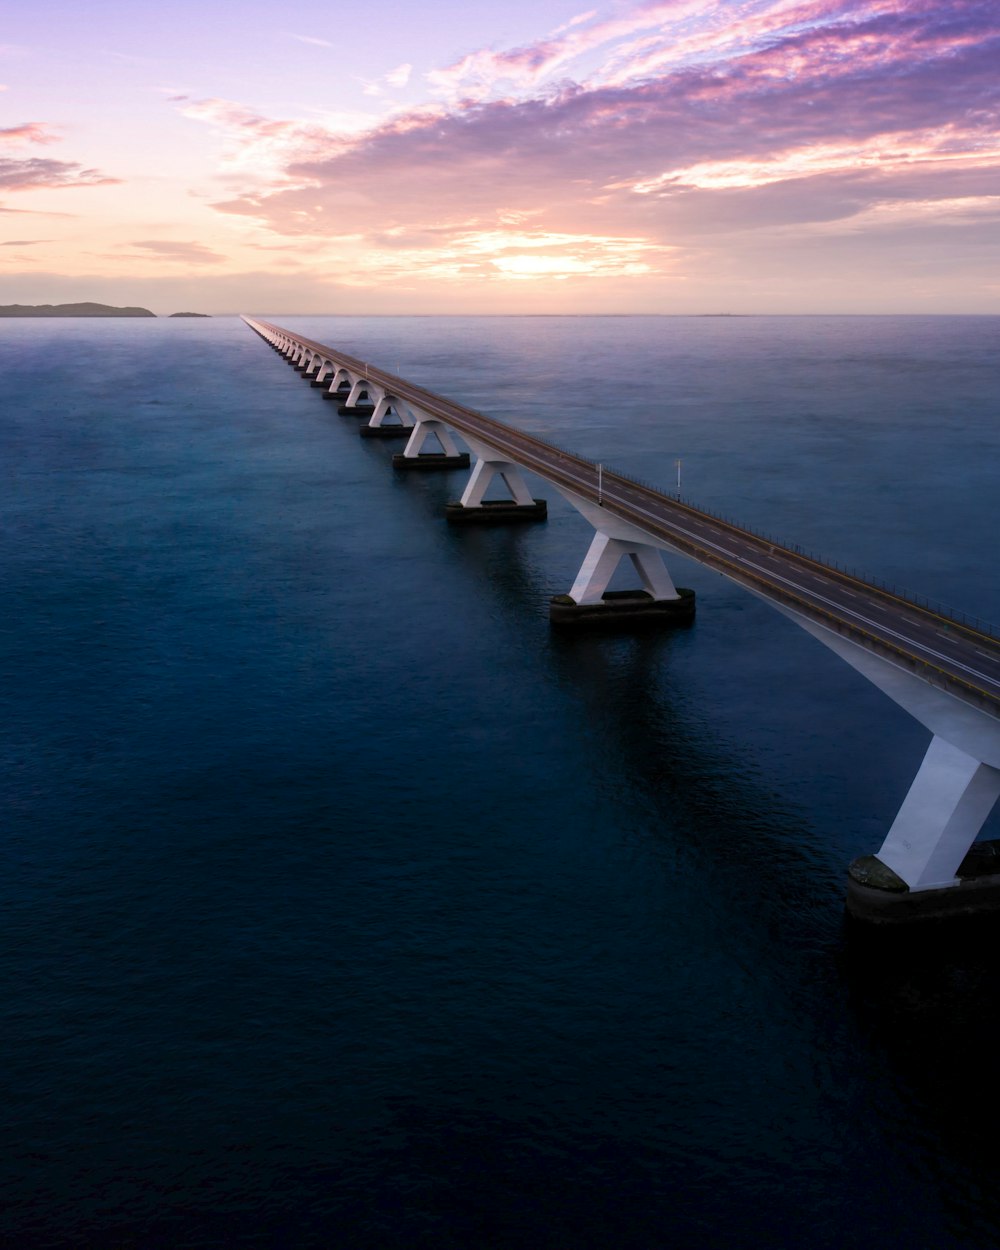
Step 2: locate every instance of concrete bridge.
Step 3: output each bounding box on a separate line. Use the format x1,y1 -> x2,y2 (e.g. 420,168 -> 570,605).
243,316 -> 1000,923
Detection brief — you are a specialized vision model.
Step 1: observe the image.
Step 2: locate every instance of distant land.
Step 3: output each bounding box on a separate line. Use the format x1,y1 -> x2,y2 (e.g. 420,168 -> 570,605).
168,312 -> 211,318
0,302 -> 155,318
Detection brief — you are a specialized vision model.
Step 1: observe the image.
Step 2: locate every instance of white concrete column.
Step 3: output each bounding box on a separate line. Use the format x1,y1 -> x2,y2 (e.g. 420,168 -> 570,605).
568,533 -> 680,604
326,369 -> 350,394
345,379 -> 373,407
460,459 -> 535,507
401,419 -> 461,458
369,396 -> 415,429
876,736 -> 1000,890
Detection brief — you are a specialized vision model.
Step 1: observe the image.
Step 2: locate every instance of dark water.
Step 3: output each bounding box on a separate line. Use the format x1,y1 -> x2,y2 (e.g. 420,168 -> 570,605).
2,314 -> 999,1248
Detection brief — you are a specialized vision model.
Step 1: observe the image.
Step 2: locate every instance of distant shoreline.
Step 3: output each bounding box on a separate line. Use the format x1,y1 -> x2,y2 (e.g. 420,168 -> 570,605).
0,302 -> 156,318
0,303 -> 210,318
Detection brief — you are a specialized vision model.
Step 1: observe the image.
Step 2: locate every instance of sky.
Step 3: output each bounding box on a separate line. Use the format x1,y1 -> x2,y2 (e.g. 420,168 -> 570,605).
1,0 -> 998,314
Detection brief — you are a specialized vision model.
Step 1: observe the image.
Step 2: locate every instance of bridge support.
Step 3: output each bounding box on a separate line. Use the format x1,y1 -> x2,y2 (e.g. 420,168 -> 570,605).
445,456 -> 546,524
392,419 -> 470,470
768,603 -> 1000,923
847,737 -> 1000,922
550,489 -> 695,630
322,371 -> 352,401
360,396 -> 416,440
339,379 -> 375,416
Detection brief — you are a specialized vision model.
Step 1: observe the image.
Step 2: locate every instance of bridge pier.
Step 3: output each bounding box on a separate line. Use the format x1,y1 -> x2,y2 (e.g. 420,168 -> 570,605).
550,490 -> 695,630
360,395 -> 416,440
392,418 -> 470,470
322,370 -> 352,401
338,379 -> 375,416
446,454 -> 546,524
847,737 -> 1000,922
765,602 -> 1000,923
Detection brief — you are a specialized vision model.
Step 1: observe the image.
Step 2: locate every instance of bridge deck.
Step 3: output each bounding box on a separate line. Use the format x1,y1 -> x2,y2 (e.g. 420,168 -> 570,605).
246,318 -> 1000,720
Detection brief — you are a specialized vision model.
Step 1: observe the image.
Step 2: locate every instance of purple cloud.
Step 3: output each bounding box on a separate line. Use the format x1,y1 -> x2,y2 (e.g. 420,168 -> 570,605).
172,0 -> 999,293
0,158 -> 118,193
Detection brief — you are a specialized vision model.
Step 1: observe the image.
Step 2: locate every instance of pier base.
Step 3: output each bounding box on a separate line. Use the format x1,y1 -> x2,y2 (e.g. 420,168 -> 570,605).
360,424 -> 412,439
549,587 -> 696,630
338,405 -> 376,417
847,841 -> 1000,924
321,390 -> 351,402
392,452 -> 471,470
445,499 -> 547,524
310,377 -> 335,388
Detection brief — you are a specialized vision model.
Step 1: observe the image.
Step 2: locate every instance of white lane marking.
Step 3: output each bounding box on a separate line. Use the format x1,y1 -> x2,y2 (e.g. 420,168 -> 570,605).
735,557 -> 1000,691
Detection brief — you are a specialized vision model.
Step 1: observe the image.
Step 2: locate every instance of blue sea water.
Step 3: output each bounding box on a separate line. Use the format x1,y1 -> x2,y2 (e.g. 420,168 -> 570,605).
2,313 -> 1000,1248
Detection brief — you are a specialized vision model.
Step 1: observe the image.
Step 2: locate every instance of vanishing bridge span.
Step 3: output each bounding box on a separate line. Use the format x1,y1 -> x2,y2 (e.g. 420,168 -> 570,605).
244,316 -> 1000,923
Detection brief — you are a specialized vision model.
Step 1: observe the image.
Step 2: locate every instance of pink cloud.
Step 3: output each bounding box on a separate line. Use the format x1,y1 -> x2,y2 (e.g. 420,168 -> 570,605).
0,122 -> 61,146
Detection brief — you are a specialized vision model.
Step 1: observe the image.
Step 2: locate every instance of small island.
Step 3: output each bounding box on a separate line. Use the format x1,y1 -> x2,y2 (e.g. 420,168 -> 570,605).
168,312 -> 211,318
0,302 -> 156,318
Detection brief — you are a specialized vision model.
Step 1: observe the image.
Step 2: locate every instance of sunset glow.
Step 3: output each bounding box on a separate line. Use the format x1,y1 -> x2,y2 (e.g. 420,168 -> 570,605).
1,0 -> 997,312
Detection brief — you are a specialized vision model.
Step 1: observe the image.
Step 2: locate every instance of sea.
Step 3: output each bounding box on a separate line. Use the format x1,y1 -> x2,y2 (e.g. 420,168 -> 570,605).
2,313 -> 999,1249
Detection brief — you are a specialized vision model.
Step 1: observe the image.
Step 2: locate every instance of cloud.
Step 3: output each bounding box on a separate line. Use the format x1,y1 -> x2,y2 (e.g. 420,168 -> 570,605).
0,122 -> 61,146
180,0 -> 1000,289
129,239 -> 224,263
360,62 -> 414,98
384,63 -> 412,89
0,237 -> 49,245
175,97 -> 378,184
0,157 -> 118,192
290,34 -> 333,47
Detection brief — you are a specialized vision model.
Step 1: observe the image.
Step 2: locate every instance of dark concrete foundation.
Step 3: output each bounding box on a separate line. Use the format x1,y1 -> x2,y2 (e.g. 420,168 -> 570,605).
310,377 -> 335,388
549,587 -> 696,630
445,499 -> 547,524
846,840 -> 1000,924
338,405 -> 375,417
321,390 -> 352,402
392,452 -> 471,470
360,424 -> 413,439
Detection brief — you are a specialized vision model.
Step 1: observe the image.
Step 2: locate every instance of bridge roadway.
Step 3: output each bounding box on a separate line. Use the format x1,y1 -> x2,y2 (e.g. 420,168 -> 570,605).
247,318 -> 1000,722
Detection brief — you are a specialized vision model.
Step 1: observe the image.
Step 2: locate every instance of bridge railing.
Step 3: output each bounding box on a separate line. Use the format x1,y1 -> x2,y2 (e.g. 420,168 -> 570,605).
562,453 -> 1000,643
